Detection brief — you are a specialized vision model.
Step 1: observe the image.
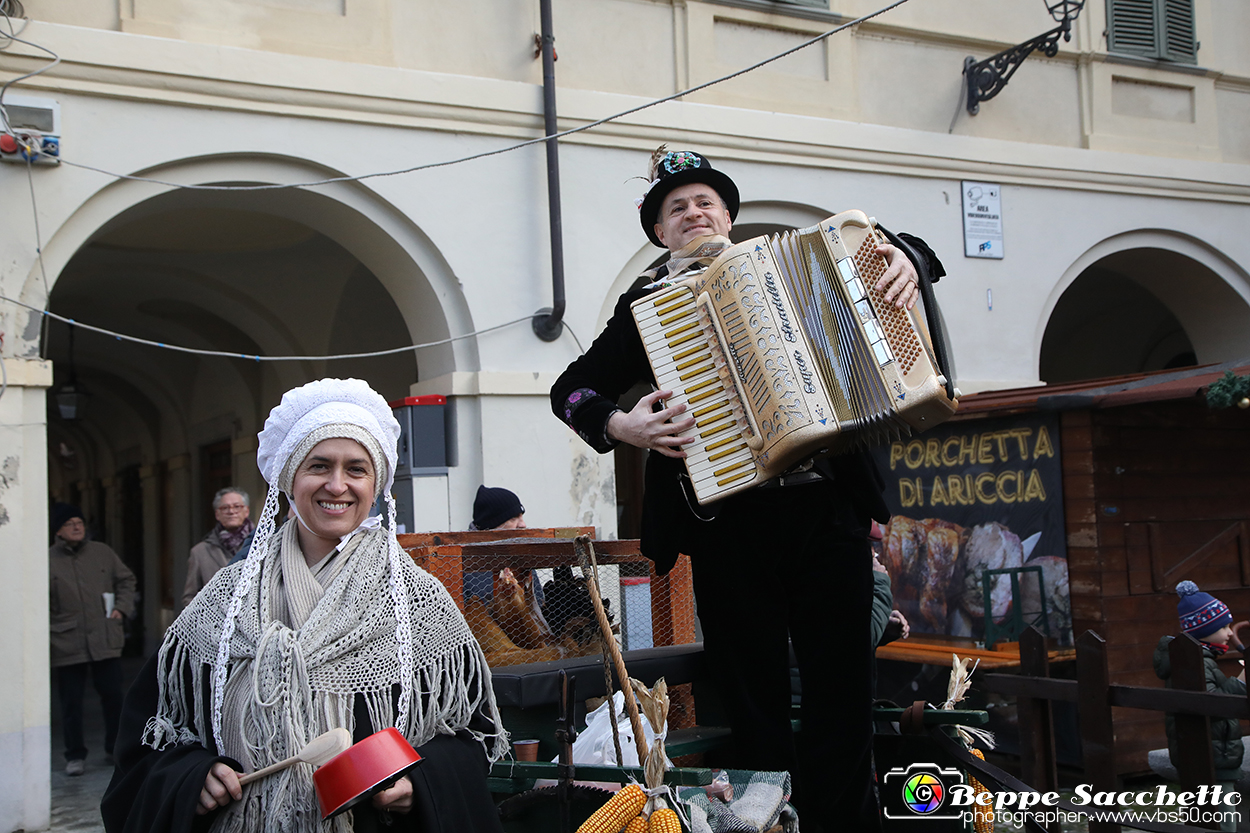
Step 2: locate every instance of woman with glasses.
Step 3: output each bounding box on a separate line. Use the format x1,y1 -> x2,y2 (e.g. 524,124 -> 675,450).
181,488 -> 254,608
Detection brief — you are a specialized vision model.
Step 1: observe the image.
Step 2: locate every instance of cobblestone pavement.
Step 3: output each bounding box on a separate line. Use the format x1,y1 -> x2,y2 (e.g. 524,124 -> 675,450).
48,658 -> 143,833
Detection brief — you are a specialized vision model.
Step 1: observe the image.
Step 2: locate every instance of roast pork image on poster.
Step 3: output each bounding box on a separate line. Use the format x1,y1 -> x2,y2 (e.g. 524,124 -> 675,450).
871,412 -> 1072,645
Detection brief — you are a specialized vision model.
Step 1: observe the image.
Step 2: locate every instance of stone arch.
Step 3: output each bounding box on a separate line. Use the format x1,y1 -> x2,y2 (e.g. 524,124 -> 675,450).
31,152 -> 477,644
25,153 -> 477,378
1038,230 -> 1250,382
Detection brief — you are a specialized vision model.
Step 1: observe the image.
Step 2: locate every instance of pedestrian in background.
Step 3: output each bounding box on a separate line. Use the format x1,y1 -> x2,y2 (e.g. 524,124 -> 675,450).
464,486 -> 529,604
49,502 -> 136,776
469,485 -> 526,531
181,487 -> 253,608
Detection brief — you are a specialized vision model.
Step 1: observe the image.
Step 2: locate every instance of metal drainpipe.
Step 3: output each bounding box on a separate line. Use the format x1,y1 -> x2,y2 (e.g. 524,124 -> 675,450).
531,0 -> 566,342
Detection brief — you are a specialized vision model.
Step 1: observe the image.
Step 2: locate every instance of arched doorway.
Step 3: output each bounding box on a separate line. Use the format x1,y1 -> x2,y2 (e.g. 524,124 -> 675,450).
1040,240 -> 1250,384
37,157 -> 469,650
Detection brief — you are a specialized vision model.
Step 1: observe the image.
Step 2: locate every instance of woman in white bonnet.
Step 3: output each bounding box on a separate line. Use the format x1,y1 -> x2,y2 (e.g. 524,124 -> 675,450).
103,379 -> 508,833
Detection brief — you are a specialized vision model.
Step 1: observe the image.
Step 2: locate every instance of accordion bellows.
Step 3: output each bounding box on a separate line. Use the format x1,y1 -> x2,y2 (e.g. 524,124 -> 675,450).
631,209 -> 958,505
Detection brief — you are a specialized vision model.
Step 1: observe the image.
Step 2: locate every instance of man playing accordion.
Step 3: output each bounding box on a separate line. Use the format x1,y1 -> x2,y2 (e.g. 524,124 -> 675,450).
551,147 -> 945,833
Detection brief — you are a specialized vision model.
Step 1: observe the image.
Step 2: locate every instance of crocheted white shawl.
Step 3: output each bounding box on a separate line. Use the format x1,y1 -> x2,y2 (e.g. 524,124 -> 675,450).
146,519 -> 507,832
143,378 -> 507,833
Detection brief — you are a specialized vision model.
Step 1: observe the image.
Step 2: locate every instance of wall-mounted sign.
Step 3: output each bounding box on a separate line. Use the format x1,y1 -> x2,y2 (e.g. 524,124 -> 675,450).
962,181 -> 1004,259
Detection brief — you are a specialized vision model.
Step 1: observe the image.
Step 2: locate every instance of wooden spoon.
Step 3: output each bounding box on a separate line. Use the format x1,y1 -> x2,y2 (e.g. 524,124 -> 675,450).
238,727 -> 352,786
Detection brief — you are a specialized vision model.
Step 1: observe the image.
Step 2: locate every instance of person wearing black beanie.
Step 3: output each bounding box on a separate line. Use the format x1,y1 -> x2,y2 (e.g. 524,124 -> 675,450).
463,487 -> 529,609
470,485 -> 525,531
49,502 -> 136,776
51,501 -> 85,540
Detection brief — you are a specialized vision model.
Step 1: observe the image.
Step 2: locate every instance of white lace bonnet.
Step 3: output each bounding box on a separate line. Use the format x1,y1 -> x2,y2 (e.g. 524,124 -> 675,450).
257,378 -> 400,497
210,378 -> 416,746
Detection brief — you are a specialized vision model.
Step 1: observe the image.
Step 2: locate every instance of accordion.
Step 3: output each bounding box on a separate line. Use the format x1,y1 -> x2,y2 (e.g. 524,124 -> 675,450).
631,210 -> 958,505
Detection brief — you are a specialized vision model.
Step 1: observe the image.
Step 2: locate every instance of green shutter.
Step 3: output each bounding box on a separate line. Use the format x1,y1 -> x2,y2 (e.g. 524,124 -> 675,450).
1107,0 -> 1159,57
1160,0 -> 1197,63
1107,0 -> 1196,63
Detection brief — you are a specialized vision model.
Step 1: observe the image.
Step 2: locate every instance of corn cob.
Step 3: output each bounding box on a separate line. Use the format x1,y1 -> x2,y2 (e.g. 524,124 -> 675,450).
648,807 -> 682,833
623,816 -> 648,833
969,748 -> 993,833
577,784 -> 648,833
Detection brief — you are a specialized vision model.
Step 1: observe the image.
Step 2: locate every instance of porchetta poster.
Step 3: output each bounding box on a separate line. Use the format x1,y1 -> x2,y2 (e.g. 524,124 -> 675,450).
870,412 -> 1072,646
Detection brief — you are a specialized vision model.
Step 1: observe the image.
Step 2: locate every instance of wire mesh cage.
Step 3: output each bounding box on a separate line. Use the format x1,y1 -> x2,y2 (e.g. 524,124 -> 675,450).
399,528 -> 699,669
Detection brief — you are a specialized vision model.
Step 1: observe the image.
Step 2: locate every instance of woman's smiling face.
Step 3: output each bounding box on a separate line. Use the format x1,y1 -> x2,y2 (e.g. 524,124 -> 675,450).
291,437 -> 376,556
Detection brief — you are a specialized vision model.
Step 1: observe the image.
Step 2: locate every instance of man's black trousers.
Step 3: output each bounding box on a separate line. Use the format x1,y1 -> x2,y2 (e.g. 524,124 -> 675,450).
58,657 -> 124,762
689,479 -> 879,833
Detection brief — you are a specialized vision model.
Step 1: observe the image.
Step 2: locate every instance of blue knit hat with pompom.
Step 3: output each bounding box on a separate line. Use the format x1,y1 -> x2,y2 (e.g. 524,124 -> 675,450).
1177,580 -> 1233,639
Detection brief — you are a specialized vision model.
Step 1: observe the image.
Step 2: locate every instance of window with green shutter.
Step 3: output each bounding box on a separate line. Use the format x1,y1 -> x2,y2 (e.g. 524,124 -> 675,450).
1106,0 -> 1197,63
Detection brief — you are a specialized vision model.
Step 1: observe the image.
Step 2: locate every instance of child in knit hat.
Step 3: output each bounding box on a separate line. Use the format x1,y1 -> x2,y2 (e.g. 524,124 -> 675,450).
1153,581 -> 1246,831
1177,580 -> 1241,651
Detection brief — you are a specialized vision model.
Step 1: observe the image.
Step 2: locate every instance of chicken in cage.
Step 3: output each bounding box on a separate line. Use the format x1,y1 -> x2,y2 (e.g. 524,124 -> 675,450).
463,566 -> 614,667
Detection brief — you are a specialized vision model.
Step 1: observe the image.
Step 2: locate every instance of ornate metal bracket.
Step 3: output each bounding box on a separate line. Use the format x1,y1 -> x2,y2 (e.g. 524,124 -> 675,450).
964,17 -> 1072,115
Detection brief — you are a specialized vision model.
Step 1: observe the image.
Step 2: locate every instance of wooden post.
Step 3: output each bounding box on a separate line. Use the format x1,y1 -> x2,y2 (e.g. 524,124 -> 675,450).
1168,634 -> 1216,797
1076,630 -> 1119,833
576,535 -> 649,765
1017,626 -> 1059,832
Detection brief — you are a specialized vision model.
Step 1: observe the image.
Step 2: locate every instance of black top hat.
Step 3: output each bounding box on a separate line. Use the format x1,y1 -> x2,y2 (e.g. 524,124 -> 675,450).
638,149 -> 740,248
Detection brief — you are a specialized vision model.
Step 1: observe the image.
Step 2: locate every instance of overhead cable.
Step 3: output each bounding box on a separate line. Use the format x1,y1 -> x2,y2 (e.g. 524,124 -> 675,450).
1,295 -> 539,361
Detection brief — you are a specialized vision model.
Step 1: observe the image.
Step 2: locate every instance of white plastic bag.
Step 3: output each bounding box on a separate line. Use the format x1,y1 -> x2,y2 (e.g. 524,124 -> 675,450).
569,690 -> 671,768
533,690 -> 672,790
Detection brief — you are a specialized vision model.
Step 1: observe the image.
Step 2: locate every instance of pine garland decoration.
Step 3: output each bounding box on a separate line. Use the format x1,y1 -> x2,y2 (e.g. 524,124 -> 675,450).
1206,372 -> 1250,410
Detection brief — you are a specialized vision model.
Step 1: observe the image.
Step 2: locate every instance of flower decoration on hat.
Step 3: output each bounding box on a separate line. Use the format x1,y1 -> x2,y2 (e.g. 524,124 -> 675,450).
636,144 -> 740,248
663,150 -> 699,174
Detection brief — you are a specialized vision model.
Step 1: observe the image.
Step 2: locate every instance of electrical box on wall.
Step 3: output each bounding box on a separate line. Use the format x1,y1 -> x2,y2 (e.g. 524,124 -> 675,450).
1,94 -> 61,165
390,395 -> 449,473
389,395 -> 451,534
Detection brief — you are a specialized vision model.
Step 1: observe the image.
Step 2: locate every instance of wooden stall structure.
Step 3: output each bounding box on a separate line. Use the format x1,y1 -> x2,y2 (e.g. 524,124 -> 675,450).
959,361 -> 1250,774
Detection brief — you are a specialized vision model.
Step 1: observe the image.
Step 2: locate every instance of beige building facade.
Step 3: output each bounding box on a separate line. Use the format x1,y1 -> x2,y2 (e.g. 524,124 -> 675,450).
1,0 -> 1248,827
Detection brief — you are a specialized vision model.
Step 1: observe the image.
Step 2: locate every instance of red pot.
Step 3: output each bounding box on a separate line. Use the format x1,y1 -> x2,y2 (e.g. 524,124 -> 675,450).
313,728 -> 423,819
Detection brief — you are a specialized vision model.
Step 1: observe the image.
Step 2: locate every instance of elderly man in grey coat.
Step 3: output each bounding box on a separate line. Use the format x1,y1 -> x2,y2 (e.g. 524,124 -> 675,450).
181,487 -> 253,608
49,503 -> 137,775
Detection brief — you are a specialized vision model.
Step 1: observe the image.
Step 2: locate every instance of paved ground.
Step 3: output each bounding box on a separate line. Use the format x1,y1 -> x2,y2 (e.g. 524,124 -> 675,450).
48,658 -> 143,833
